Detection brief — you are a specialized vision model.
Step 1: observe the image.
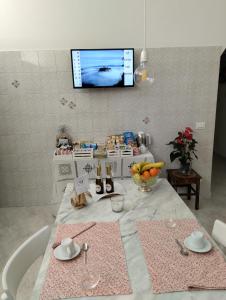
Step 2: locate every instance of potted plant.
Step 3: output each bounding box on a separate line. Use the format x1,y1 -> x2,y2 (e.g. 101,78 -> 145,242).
167,127 -> 198,174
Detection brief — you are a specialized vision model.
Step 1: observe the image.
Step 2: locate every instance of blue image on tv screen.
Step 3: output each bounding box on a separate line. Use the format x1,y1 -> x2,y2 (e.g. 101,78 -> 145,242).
74,50 -> 131,88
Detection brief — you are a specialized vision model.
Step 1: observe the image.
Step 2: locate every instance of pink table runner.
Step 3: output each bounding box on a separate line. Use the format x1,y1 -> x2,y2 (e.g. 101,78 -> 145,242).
40,222 -> 132,300
137,219 -> 226,294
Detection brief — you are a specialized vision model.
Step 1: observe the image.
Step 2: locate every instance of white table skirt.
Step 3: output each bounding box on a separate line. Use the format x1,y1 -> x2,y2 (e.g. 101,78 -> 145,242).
32,179 -> 226,300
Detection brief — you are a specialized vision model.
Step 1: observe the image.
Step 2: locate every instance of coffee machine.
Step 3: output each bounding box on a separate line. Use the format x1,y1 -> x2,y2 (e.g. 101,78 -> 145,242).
136,132 -> 151,153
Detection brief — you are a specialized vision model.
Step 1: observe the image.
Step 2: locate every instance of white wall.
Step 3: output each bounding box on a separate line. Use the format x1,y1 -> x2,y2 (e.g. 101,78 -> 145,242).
0,0 -> 226,50
0,47 -> 220,206
0,0 -> 223,205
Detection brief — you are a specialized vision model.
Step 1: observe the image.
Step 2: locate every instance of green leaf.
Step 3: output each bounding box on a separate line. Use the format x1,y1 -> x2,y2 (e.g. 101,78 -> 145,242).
192,151 -> 198,159
166,141 -> 175,145
170,151 -> 181,162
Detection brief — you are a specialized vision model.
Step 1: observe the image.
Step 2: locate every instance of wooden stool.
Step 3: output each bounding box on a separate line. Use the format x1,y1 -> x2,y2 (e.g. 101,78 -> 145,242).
167,169 -> 202,210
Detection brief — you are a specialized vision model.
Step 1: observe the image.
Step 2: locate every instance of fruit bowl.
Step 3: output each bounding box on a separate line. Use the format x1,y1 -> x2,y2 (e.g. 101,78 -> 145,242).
132,174 -> 158,192
130,161 -> 164,192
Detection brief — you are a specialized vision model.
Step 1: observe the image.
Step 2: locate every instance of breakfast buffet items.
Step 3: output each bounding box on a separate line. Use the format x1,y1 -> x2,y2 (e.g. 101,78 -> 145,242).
71,192 -> 87,209
54,129 -> 151,158
130,161 -> 165,192
53,128 -> 155,199
55,125 -> 73,155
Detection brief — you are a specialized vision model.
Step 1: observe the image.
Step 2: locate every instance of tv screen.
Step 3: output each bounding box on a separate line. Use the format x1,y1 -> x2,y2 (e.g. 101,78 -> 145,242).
71,48 -> 134,88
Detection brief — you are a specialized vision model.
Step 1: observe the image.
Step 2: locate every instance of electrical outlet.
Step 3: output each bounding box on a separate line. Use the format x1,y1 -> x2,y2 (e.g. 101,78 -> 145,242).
195,122 -> 205,129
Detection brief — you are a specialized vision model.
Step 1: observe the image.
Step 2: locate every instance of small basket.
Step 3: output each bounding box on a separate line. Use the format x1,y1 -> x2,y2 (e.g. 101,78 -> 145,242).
73,148 -> 94,159
120,148 -> 133,157
107,149 -> 120,158
53,150 -> 73,161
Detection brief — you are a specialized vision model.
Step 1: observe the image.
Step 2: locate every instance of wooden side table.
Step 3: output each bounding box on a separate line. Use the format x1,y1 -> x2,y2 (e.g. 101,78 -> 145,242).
167,169 -> 202,210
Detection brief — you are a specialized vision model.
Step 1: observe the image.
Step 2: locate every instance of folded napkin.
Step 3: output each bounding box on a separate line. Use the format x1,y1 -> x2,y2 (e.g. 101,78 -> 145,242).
189,286 -> 226,290
188,262 -> 226,290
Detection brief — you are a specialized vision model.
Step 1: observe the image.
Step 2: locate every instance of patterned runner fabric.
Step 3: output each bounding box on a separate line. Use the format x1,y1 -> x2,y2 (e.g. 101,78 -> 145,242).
137,219 -> 226,294
40,222 -> 132,300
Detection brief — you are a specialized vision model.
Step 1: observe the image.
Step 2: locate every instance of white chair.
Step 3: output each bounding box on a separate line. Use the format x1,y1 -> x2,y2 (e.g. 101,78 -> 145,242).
212,219 -> 226,248
1,226 -> 50,300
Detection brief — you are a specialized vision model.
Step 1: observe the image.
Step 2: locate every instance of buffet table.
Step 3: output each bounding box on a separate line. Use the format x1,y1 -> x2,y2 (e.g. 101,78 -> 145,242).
32,179 -> 226,300
52,152 -> 154,201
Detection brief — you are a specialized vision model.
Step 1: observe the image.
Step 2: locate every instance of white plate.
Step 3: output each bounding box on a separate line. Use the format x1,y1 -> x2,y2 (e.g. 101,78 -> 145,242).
184,236 -> 212,253
54,242 -> 81,261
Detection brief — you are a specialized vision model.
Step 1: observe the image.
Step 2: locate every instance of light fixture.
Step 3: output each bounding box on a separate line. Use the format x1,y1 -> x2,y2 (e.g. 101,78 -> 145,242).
134,0 -> 154,86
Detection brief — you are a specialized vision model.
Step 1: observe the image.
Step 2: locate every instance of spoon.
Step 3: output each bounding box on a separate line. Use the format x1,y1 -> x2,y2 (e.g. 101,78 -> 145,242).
83,243 -> 89,264
175,239 -> 189,256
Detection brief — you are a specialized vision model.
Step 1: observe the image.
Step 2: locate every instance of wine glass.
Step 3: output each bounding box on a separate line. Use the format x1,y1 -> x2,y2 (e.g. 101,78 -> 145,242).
80,270 -> 100,290
80,243 -> 100,290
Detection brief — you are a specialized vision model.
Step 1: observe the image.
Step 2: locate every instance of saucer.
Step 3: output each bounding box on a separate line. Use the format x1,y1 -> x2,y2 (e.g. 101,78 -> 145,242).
184,236 -> 212,253
54,242 -> 81,261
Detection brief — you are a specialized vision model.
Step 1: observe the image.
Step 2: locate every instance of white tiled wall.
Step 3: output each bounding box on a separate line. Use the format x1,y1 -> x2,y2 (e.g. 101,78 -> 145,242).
0,47 -> 221,206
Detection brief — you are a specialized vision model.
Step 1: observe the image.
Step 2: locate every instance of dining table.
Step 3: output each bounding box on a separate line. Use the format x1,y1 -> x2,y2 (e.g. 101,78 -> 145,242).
32,178 -> 226,300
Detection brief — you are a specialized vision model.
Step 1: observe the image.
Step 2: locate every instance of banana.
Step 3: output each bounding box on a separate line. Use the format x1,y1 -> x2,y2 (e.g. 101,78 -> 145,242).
131,163 -> 141,173
141,161 -> 165,173
152,162 -> 165,169
139,161 -> 148,170
141,163 -> 155,173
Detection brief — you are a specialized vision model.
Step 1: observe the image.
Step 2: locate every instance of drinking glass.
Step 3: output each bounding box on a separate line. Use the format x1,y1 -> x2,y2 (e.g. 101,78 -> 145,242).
110,195 -> 124,213
80,246 -> 100,290
80,268 -> 100,290
164,207 -> 177,229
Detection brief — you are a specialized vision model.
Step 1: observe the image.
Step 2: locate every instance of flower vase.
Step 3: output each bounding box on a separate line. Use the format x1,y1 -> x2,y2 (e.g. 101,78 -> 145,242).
180,162 -> 191,175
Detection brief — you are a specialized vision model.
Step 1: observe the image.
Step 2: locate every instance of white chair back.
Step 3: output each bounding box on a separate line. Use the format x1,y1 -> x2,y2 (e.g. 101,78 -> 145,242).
1,226 -> 50,300
212,219 -> 226,248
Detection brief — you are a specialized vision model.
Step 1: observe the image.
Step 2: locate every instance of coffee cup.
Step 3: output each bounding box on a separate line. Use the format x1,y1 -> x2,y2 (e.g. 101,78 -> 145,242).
189,231 -> 205,249
61,238 -> 76,258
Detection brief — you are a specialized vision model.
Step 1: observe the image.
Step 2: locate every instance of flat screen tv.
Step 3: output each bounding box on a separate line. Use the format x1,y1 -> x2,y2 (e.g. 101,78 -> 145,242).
71,48 -> 134,88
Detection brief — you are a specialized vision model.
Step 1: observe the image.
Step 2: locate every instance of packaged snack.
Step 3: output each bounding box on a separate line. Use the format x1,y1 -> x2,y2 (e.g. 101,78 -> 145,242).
123,131 -> 135,145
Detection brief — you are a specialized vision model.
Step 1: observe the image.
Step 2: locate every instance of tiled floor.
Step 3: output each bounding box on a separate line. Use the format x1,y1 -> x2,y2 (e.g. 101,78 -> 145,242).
0,154 -> 226,298
184,154 -> 226,234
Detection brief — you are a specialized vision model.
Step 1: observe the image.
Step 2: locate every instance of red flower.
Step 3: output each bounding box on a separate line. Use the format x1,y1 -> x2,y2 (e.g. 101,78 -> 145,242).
183,130 -> 192,140
167,127 -> 198,164
185,127 -> 193,132
187,134 -> 192,140
178,131 -> 183,137
176,138 -> 184,144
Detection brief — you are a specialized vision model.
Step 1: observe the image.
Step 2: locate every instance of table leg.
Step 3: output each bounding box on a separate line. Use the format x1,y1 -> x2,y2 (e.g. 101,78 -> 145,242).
187,185 -> 191,200
195,181 -> 200,210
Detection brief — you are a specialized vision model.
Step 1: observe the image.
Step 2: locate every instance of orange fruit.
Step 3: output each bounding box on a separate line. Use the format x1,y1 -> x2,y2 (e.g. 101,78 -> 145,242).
142,170 -> 150,180
149,168 -> 159,177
